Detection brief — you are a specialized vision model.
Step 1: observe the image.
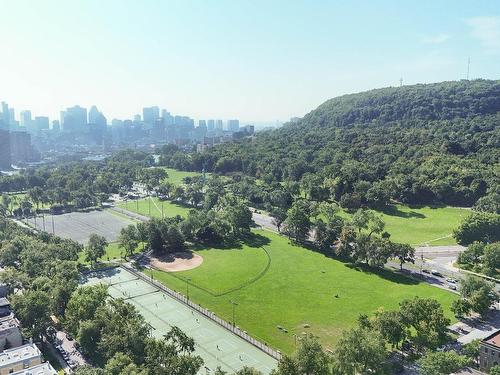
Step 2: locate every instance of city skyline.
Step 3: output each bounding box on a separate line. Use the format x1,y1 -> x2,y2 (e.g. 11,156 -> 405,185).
0,0 -> 499,122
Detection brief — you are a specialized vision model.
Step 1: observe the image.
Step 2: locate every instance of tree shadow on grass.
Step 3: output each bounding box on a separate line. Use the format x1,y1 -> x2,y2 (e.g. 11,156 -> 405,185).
242,232 -> 271,248
379,205 -> 426,219
188,232 -> 270,251
344,262 -> 419,285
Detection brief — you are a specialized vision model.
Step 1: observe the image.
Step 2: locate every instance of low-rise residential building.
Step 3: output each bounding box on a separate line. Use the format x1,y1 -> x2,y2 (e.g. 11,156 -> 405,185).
0,343 -> 42,375
11,362 -> 58,375
0,315 -> 22,351
480,330 -> 500,371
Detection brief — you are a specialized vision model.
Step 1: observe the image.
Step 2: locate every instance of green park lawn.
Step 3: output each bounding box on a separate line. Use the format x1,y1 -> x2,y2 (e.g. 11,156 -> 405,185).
161,168 -> 204,185
151,230 -> 457,354
337,204 -> 469,246
78,242 -> 142,265
117,197 -> 190,218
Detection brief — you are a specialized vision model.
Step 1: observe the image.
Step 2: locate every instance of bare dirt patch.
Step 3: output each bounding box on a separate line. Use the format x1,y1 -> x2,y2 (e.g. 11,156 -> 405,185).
145,251 -> 203,272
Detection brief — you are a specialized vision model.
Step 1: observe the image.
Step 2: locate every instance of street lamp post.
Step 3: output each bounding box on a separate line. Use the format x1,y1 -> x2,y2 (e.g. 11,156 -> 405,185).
230,300 -> 238,327
186,277 -> 191,300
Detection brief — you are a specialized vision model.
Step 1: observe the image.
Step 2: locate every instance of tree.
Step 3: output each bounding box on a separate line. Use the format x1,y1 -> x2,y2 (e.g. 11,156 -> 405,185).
417,351 -> 469,375
391,242 -> 415,270
371,309 -> 406,349
85,234 -> 108,265
283,200 -> 311,243
333,327 -> 387,375
119,225 -> 139,259
64,284 -> 109,336
234,367 -> 262,375
457,275 -> 498,317
295,334 -> 331,375
482,242 -> 500,276
269,206 -> 287,232
453,212 -> 500,245
462,339 -> 480,365
10,290 -> 51,339
105,352 -> 144,375
399,297 -> 450,350
491,365 -> 500,375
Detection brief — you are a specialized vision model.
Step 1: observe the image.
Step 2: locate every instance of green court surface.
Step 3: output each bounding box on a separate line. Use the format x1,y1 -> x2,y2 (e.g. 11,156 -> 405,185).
337,204 -> 469,246
152,230 -> 457,354
117,197 -> 190,219
83,267 -> 277,374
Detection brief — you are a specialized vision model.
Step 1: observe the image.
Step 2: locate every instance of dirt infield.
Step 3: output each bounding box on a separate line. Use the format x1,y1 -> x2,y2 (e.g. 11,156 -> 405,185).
146,251 -> 203,272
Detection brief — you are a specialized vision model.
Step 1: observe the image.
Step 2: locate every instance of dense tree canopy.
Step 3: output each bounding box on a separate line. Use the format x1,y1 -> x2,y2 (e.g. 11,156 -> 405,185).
160,80 -> 500,209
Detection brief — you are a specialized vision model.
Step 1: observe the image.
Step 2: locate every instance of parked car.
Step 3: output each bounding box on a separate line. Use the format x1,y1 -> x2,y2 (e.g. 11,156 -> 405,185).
422,269 -> 430,274
448,284 -> 457,290
431,270 -> 443,277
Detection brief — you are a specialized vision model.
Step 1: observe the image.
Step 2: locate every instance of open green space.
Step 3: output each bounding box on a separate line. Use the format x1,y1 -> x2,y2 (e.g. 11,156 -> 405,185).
117,197 -> 190,218
164,243 -> 270,296
152,230 -> 457,354
78,242 -> 142,265
336,204 -> 469,246
161,168 -> 205,185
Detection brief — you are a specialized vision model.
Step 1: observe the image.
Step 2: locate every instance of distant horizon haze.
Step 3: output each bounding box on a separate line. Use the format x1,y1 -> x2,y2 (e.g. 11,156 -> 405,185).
1,0 -> 499,122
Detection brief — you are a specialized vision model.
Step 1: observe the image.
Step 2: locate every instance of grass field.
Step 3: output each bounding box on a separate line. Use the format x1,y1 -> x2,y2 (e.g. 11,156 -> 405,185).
117,197 -> 190,218
78,242 -> 143,264
152,230 -> 457,354
161,168 -> 204,185
336,204 -> 469,246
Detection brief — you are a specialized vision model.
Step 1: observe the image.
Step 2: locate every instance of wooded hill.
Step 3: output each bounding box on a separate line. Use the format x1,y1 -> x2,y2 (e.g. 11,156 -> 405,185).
194,80 -> 500,207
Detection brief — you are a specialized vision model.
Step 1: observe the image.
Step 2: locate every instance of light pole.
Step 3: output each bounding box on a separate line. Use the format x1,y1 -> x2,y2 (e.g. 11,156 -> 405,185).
186,277 -> 191,300
230,300 -> 238,327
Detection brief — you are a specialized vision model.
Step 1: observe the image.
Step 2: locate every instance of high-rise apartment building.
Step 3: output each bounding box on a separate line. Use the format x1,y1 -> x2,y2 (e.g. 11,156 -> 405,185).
1,102 -> 10,128
19,111 -> 32,129
227,119 -> 240,132
215,119 -> 223,130
35,116 -> 49,131
143,106 -> 159,126
0,129 -> 11,169
207,119 -> 215,132
63,105 -> 87,132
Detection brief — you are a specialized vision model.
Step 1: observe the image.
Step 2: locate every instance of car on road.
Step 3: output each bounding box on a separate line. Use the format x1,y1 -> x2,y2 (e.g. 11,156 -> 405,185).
448,284 -> 457,290
431,270 -> 443,277
422,269 -> 430,274
446,278 -> 458,284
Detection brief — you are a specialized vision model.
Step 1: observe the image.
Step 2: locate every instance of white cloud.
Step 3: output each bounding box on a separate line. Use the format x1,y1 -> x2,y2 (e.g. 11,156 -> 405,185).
465,16 -> 500,53
420,33 -> 450,44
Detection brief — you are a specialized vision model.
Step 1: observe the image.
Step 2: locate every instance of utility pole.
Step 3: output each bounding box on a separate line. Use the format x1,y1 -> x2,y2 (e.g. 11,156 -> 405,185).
230,300 -> 238,327
467,57 -> 471,80
51,215 -> 55,235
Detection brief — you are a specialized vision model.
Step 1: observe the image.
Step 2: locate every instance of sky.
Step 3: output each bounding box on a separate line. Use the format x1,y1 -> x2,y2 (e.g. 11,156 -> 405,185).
0,0 -> 499,124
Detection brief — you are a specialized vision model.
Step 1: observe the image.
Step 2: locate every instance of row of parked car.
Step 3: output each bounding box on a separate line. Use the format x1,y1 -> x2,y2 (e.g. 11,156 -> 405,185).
422,269 -> 459,290
55,340 -> 78,370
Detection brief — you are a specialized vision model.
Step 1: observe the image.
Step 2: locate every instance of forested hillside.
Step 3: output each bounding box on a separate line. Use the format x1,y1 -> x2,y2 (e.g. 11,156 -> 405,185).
177,80 -> 499,207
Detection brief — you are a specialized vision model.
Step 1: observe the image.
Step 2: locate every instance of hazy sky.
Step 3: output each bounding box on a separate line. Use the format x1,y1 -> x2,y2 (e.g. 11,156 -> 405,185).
1,0 -> 499,123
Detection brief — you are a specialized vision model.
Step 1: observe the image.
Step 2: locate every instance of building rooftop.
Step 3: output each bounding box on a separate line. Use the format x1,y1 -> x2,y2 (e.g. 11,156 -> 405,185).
11,362 -> 58,375
483,330 -> 500,348
0,298 -> 10,308
0,343 -> 41,367
0,315 -> 20,330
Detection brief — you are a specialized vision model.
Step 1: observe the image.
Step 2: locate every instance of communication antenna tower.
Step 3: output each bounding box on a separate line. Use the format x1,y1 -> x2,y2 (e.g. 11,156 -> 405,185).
466,57 -> 471,80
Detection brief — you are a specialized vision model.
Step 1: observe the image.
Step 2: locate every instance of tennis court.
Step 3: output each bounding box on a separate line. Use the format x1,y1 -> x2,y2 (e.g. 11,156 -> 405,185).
82,267 -> 278,374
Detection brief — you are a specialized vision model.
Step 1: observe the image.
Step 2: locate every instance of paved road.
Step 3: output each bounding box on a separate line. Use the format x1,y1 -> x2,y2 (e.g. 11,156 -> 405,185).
252,209 -> 278,232
54,331 -> 88,370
